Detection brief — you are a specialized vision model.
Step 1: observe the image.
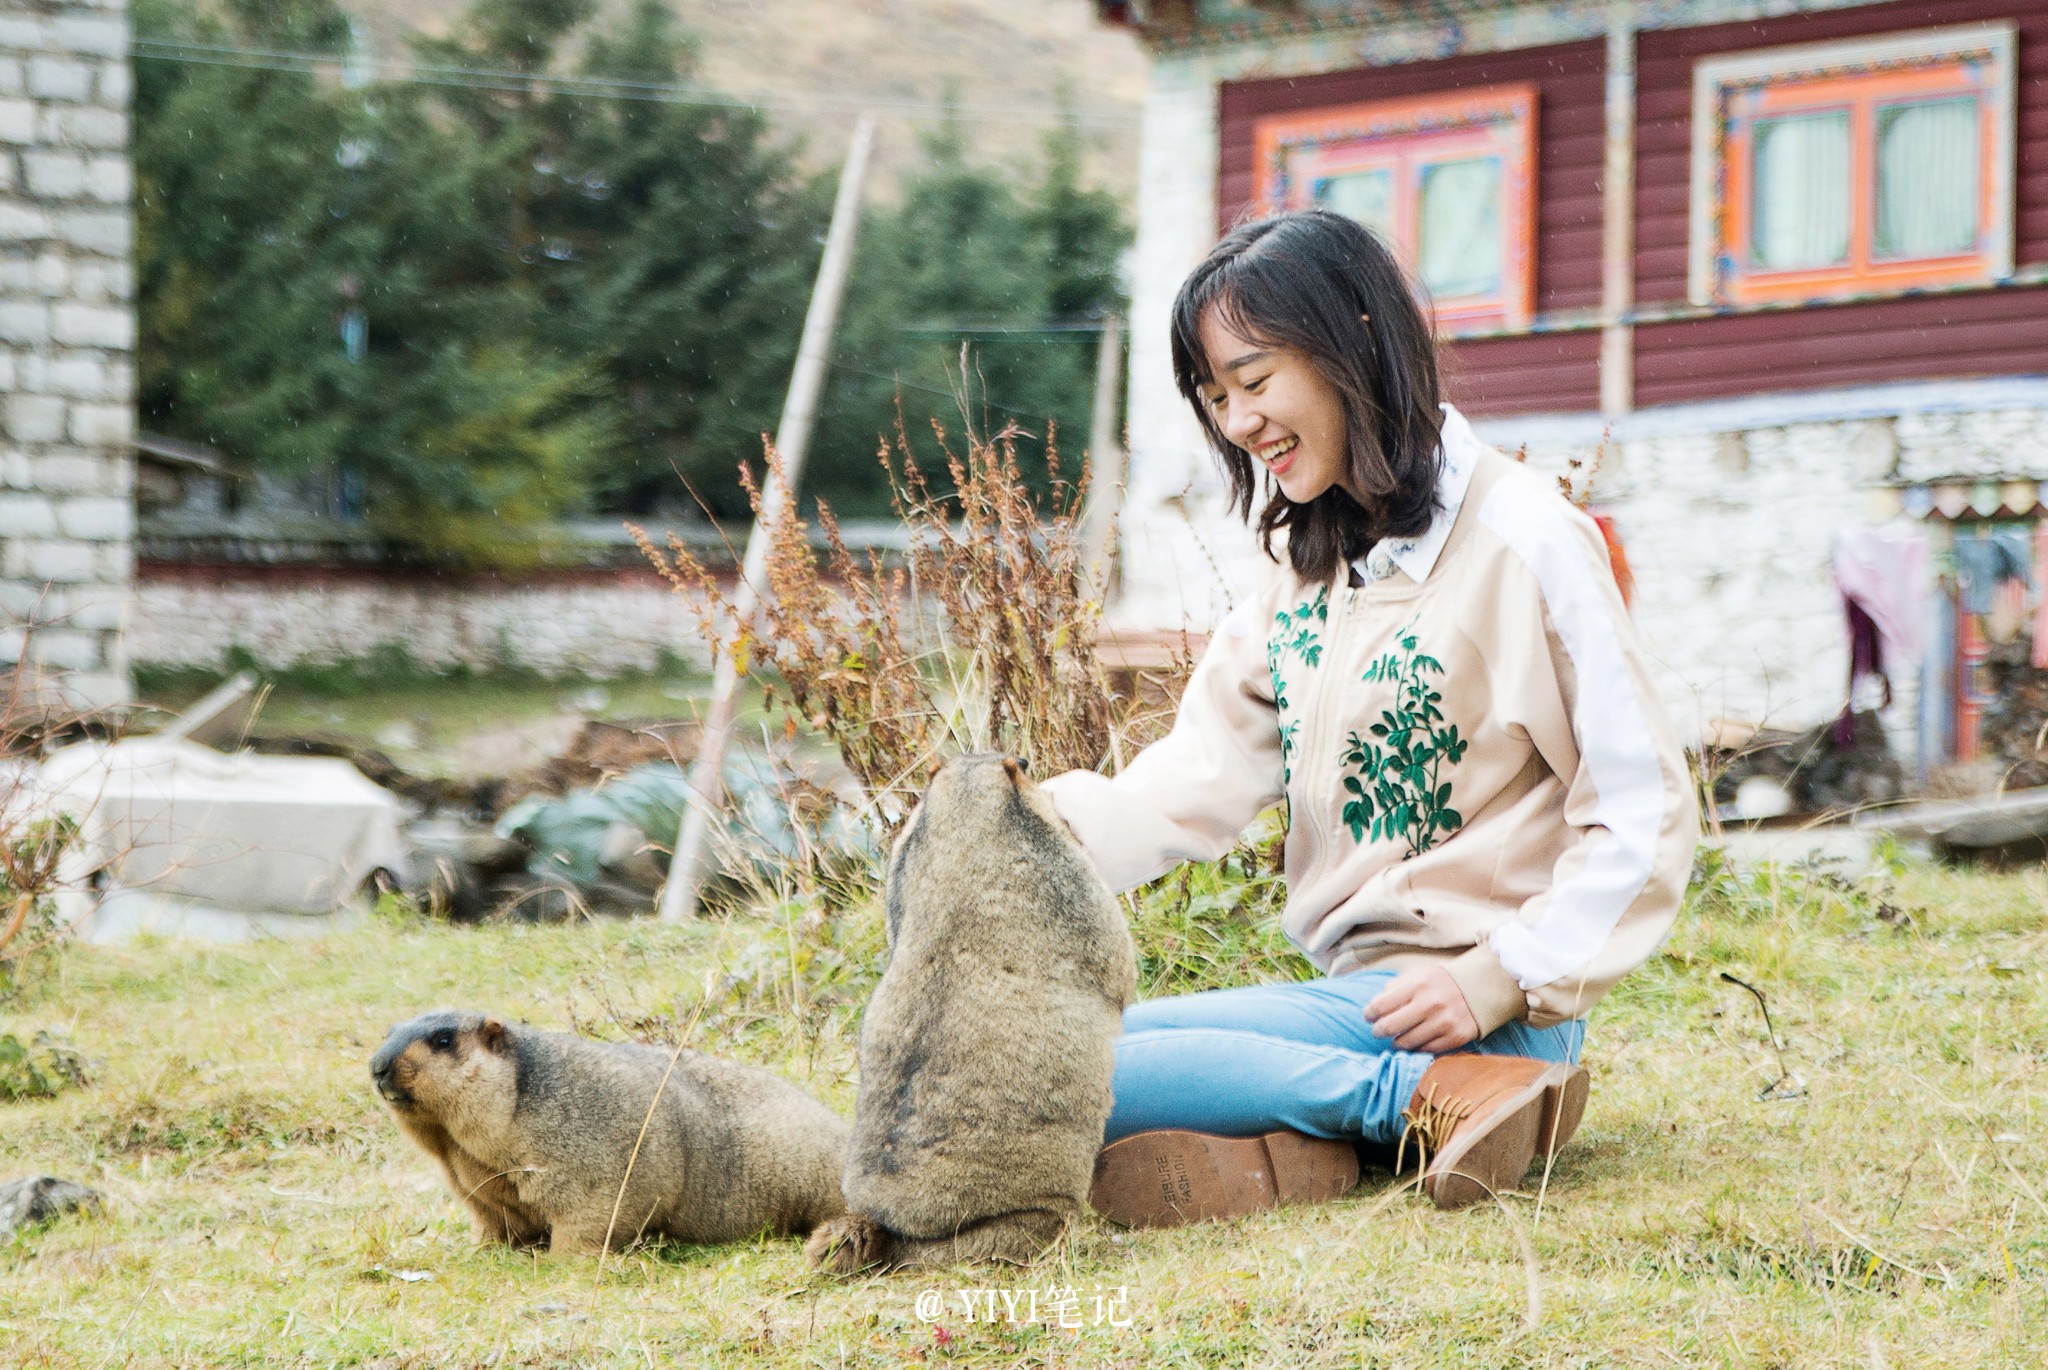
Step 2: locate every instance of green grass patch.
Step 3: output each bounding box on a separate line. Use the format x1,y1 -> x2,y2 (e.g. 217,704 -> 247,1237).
2,856 -> 2045,1365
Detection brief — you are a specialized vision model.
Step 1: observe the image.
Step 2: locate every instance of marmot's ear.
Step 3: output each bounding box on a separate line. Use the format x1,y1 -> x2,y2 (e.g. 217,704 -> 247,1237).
478,1018 -> 509,1053
1001,756 -> 1026,788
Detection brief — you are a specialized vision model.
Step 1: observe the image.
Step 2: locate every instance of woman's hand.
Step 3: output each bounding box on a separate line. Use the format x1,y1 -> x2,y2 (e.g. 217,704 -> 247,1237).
1363,965 -> 1480,1054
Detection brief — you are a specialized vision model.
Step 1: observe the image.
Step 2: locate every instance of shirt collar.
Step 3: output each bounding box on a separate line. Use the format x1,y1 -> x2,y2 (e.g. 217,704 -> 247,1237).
1352,403 -> 1484,587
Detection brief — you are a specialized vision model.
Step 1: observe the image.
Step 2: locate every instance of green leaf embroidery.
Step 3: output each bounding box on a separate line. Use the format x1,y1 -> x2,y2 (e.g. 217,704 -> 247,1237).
1335,616 -> 1466,859
1266,588 -> 1329,787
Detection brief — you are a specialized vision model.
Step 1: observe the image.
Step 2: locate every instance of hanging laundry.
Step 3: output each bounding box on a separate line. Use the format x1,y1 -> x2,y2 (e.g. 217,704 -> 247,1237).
2032,521 -> 2048,669
1833,599 -> 1888,749
1590,511 -> 1634,608
1990,575 -> 2028,645
1831,524 -> 1929,664
1920,573 -> 1954,776
1951,528 -> 2029,616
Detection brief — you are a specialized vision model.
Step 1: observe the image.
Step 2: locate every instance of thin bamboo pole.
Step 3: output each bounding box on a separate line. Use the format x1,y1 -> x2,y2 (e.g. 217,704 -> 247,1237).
657,115 -> 878,923
1078,313 -> 1125,595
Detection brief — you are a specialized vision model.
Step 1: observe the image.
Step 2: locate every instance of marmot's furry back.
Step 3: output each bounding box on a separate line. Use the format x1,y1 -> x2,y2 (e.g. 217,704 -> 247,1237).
371,1011 -> 848,1254
807,754 -> 1135,1271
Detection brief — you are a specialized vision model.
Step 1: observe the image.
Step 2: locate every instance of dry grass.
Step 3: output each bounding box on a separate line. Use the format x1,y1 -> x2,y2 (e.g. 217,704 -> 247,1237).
635,420 -> 1123,839
3,851 -> 2046,1367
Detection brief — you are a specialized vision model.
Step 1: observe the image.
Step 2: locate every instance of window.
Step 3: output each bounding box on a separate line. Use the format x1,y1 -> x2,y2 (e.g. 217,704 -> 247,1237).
1252,85 -> 1537,331
1690,24 -> 2015,307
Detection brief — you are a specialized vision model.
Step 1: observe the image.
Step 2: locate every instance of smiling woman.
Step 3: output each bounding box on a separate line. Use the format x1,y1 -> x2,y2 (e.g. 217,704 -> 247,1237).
1169,211 -> 1448,585
1044,209 -> 1698,1227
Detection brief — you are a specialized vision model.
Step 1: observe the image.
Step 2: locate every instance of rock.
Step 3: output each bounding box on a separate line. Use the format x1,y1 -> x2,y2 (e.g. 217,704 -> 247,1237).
1731,775 -> 1793,821
1710,709 -> 1904,816
0,1175 -> 102,1241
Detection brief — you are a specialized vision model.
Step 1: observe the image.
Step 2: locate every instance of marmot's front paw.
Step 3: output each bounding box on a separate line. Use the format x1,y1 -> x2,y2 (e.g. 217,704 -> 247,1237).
803,1214 -> 889,1272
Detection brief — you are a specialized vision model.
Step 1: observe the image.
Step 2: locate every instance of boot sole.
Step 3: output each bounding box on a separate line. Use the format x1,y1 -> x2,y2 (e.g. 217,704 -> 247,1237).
1539,1062 -> 1589,1158
1427,1063 -> 1588,1211
1090,1129 -> 1361,1229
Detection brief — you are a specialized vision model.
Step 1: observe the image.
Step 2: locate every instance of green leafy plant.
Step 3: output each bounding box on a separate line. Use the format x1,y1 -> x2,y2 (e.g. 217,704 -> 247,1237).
0,1029 -> 89,1102
1339,619 -> 1467,856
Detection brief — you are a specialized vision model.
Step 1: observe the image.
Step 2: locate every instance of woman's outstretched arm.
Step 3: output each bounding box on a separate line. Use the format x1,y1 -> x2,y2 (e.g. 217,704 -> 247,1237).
1042,593 -> 1287,892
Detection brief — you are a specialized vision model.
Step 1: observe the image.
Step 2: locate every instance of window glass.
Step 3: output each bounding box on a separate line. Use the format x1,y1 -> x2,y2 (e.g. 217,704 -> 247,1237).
1875,97 -> 1980,258
1316,168 -> 1395,245
1253,85 -> 1536,330
1751,111 -> 1851,270
1417,156 -> 1503,299
1691,23 -> 2014,305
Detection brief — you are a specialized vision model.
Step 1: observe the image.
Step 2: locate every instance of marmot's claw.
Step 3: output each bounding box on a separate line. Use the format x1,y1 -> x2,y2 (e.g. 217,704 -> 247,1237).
803,1214 -> 889,1273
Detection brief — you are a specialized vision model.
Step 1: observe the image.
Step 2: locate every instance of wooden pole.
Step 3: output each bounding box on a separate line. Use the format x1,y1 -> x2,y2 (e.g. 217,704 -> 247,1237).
658,115 -> 878,923
1078,313 -> 1125,595
1599,3 -> 1637,418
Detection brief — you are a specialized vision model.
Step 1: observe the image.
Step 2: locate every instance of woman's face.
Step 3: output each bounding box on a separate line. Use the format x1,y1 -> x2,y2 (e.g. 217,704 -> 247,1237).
1195,307 -> 1352,506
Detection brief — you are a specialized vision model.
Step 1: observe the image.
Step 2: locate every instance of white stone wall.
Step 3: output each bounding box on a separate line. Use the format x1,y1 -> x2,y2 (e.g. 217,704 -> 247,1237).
0,0 -> 131,706
130,572 -> 716,680
1112,60 -> 1254,633
1484,413 -> 1876,748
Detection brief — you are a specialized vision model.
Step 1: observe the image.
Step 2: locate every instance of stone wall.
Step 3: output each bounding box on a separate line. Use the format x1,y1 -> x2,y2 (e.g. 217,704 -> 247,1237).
130,568 -> 716,680
1480,406 -> 1880,749
0,0 -> 131,707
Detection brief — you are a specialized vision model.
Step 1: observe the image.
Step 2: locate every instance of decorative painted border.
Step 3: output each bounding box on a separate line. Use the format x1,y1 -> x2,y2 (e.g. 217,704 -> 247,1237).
1146,0 -> 1893,75
1251,85 -> 1538,329
1687,22 -> 2016,307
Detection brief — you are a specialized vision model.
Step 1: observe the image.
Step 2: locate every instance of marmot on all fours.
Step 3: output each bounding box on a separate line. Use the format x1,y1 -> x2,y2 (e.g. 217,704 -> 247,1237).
370,1011 -> 849,1254
805,753 -> 1136,1272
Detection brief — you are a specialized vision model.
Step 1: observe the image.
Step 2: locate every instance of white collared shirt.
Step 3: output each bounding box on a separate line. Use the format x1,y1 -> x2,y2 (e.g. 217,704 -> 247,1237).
1350,403 -> 1484,586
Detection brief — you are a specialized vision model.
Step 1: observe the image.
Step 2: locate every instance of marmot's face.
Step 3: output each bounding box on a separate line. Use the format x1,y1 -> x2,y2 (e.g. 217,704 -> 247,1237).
371,1011 -> 511,1117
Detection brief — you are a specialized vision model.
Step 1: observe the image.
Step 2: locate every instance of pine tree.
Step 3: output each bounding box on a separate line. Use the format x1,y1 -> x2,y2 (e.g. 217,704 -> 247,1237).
134,0 -> 1129,548
809,116 -> 1131,516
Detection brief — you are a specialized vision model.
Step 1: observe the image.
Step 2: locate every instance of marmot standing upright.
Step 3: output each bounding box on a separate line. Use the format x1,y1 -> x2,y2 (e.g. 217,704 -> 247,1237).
371,1011 -> 849,1253
806,753 -> 1136,1271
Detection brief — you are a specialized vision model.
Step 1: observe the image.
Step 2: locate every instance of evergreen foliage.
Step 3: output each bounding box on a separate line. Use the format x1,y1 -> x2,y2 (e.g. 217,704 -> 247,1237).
814,117 -> 1129,514
135,0 -> 1129,556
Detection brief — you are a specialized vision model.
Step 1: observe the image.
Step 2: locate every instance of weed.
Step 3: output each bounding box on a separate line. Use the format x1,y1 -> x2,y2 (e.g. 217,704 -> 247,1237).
634,416 -> 1139,841
0,1029 -> 88,1101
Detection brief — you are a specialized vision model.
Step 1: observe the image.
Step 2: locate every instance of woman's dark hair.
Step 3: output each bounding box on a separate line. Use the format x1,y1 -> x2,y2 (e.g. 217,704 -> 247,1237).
1170,209 -> 1445,582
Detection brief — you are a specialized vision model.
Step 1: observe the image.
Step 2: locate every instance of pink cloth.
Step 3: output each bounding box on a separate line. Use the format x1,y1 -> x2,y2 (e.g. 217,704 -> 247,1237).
1832,525 -> 1929,666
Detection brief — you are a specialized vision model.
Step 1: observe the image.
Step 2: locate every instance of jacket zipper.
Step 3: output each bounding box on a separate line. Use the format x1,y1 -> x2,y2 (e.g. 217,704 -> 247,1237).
1293,580 -> 1353,892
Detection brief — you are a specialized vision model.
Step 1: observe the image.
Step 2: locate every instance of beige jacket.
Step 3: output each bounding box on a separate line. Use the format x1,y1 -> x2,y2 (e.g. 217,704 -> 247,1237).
1044,407 -> 1699,1033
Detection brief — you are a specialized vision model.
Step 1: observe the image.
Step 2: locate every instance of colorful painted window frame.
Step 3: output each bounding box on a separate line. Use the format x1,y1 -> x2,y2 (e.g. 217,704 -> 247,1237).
1688,23 -> 2016,308
1251,85 -> 1538,332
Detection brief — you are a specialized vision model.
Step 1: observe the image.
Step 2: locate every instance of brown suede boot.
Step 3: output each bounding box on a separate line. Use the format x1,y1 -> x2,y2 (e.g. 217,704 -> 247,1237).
1398,1055 -> 1589,1211
1089,1129 -> 1361,1229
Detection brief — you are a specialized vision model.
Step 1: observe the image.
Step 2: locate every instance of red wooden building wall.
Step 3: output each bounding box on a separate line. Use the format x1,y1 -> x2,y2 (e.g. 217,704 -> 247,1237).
1217,39 -> 1607,415
1631,0 -> 2048,408
1214,0 -> 2048,417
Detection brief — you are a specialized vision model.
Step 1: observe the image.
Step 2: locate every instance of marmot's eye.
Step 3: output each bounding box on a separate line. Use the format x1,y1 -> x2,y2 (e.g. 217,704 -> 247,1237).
429,1030 -> 456,1051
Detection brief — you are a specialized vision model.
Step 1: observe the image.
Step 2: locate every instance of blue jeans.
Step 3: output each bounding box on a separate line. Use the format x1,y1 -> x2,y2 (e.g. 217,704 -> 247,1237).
1105,969 -> 1586,1146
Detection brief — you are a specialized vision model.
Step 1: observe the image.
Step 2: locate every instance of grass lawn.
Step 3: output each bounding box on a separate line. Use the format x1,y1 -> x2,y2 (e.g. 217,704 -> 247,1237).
2,852 -> 2044,1367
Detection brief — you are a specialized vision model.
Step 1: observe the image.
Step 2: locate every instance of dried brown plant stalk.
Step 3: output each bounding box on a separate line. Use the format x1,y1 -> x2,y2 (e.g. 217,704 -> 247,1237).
631,418 -> 1120,839
0,655 -> 96,986
885,415 -> 1116,781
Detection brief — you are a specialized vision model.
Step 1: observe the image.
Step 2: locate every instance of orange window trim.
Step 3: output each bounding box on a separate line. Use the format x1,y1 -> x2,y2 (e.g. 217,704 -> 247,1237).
1717,59 -> 1998,305
1250,85 -> 1538,331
